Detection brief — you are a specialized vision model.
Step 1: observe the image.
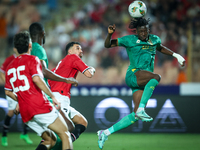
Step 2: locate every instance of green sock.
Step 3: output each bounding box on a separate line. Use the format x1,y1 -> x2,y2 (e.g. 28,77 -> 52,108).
108,112 -> 137,134
139,79 -> 159,108
51,134 -> 62,150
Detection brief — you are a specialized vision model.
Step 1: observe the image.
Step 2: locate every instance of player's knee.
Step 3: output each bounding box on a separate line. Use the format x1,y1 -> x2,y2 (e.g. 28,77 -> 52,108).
154,74 -> 161,82
59,131 -> 71,143
80,119 -> 88,128
64,131 -> 71,138
75,117 -> 88,127
56,130 -> 68,140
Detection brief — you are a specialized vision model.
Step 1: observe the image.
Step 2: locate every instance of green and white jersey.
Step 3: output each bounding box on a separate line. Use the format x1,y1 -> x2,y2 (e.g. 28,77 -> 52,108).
118,34 -> 161,72
31,42 -> 49,85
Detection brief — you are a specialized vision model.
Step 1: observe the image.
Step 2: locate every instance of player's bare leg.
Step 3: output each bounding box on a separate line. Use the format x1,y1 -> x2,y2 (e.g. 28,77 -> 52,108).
71,113 -> 87,142
36,106 -> 75,149
135,70 -> 160,86
48,117 -> 73,150
135,70 -> 160,122
59,110 -> 75,132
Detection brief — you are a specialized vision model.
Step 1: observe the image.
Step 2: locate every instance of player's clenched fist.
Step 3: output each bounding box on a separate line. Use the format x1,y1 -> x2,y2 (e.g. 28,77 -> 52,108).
108,24 -> 116,34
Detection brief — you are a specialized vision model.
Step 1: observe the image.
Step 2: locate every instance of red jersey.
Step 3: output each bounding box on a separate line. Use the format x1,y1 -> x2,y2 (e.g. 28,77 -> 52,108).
0,54 -> 16,73
5,54 -> 52,123
49,54 -> 89,98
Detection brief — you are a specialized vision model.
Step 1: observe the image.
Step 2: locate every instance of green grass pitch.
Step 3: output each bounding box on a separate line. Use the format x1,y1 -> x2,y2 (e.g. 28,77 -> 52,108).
0,132 -> 199,150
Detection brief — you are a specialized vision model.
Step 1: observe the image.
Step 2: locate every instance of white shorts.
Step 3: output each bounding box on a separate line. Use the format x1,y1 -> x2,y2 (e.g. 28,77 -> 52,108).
53,92 -> 79,119
26,107 -> 59,136
6,95 -> 18,110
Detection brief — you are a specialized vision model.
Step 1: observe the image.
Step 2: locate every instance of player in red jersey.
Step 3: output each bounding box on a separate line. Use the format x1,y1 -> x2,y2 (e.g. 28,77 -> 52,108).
5,31 -> 73,150
0,48 -> 33,146
49,42 -> 95,142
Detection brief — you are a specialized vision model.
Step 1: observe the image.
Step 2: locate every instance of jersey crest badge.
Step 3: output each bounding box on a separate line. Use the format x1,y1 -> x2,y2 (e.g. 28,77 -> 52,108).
136,40 -> 140,43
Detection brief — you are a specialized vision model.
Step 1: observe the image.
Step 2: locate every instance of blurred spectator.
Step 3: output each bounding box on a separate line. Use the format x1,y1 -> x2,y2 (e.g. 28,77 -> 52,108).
100,49 -> 114,69
176,68 -> 188,85
47,0 -> 57,12
0,11 -> 7,58
6,14 -> 19,57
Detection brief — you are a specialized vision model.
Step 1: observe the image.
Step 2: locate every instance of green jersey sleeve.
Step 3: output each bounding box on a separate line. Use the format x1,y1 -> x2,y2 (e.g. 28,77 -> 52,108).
155,35 -> 161,49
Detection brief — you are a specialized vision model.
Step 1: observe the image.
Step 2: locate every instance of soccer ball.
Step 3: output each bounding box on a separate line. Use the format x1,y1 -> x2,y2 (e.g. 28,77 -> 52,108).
128,1 -> 147,18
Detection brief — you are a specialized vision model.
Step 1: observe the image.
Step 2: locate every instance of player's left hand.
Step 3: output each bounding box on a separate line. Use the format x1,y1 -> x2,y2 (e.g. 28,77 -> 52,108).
181,60 -> 186,67
173,53 -> 185,67
108,24 -> 116,34
66,77 -> 78,87
52,97 -> 61,110
14,103 -> 20,115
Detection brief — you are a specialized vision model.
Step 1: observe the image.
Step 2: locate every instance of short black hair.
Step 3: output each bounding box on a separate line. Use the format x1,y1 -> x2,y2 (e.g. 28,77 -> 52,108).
14,31 -> 30,54
129,17 -> 150,29
29,22 -> 44,39
65,42 -> 80,54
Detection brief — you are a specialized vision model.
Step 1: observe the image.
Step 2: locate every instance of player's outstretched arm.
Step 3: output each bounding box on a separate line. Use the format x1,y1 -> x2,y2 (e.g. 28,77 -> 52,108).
83,67 -> 95,78
40,60 -> 78,86
104,24 -> 118,48
32,75 -> 61,110
157,44 -> 185,67
64,77 -> 78,87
